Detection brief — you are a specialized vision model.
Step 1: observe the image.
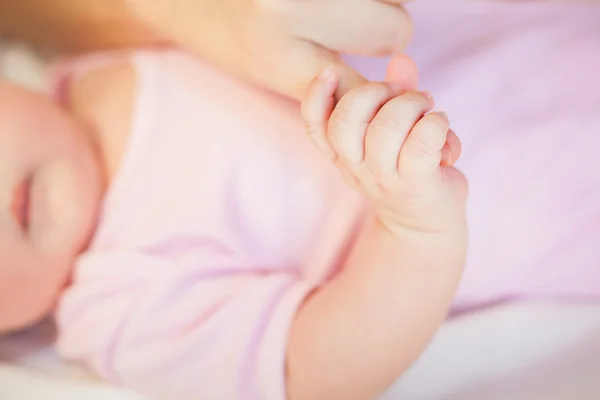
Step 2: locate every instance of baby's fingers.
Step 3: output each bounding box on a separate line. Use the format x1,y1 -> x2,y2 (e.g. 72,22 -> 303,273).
398,112 -> 450,183
329,82 -> 401,164
302,68 -> 339,159
365,91 -> 434,175
441,128 -> 461,167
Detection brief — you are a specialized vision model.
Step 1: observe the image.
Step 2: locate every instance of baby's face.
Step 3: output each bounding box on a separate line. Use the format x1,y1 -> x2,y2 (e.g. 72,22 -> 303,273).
0,85 -> 103,276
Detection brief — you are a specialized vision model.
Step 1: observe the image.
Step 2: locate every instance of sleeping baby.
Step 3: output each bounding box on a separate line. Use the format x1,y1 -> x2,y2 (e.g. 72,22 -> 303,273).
1,50 -> 465,400
0,2 -> 599,400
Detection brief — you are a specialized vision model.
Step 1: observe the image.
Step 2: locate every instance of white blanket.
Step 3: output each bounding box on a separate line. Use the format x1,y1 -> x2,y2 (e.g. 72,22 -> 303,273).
1,39 -> 599,400
1,303 -> 600,400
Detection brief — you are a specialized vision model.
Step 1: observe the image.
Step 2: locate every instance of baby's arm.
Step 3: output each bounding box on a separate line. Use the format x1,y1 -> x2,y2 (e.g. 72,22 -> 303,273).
60,227 -> 463,400
288,217 -> 465,399
288,70 -> 468,399
58,62 -> 465,400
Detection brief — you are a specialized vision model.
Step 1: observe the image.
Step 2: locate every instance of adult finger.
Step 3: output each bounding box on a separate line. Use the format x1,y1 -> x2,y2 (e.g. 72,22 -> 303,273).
288,0 -> 413,56
263,38 -> 368,101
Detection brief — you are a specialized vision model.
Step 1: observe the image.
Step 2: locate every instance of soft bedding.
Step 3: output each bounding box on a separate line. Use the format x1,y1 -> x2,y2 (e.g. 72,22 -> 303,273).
1,39 -> 600,400
1,304 -> 600,399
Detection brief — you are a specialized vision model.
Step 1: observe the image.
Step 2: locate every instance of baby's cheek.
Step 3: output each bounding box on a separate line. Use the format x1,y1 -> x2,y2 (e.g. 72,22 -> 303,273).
0,231 -> 39,275
32,162 -> 94,257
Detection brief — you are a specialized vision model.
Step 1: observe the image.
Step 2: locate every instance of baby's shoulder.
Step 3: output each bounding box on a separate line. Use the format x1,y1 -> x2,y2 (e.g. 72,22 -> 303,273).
68,60 -> 136,131
63,55 -> 138,180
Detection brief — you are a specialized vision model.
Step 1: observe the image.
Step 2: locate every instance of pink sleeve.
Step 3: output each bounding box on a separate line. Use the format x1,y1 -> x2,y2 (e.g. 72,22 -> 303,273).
56,251 -> 318,400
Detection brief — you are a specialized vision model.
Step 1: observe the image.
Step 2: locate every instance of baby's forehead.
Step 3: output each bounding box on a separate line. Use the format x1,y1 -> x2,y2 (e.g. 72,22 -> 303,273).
0,84 -> 52,126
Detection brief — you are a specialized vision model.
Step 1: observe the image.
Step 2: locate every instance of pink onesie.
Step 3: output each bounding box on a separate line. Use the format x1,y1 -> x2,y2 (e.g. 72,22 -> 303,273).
56,2 -> 600,399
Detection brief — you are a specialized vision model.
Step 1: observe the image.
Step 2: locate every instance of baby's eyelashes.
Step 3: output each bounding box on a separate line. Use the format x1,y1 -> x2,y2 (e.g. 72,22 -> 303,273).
10,175 -> 32,234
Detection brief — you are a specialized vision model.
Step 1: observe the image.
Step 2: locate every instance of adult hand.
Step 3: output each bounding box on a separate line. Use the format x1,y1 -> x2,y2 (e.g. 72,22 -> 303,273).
127,0 -> 413,100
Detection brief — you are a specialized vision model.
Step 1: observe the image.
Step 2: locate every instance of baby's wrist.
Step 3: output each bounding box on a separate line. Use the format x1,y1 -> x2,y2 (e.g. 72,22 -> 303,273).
372,214 -> 468,269
374,208 -> 467,239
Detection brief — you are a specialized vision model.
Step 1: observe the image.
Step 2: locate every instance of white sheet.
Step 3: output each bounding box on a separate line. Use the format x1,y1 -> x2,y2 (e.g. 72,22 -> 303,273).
1,303 -> 600,400
1,39 -> 600,400
386,302 -> 600,399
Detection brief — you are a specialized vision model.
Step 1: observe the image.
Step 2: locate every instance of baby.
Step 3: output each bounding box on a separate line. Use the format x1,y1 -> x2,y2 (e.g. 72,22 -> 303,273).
1,51 -> 465,400
2,3 -> 600,400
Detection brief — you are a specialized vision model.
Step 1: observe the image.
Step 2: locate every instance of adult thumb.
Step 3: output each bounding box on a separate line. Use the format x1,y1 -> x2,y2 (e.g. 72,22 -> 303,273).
285,48 -> 418,102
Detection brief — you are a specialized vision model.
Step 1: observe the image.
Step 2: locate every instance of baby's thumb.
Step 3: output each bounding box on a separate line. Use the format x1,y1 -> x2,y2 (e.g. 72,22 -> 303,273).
386,54 -> 419,91
312,53 -> 419,102
328,57 -> 368,101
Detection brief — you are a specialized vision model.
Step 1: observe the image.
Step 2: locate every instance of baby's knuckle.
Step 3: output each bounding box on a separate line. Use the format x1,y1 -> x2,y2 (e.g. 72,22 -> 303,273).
342,82 -> 387,107
411,139 -> 435,159
337,89 -> 363,112
367,157 -> 396,179
370,112 -> 403,135
404,135 -> 435,161
425,113 -> 450,132
395,91 -> 429,109
328,111 -> 352,138
361,81 -> 390,95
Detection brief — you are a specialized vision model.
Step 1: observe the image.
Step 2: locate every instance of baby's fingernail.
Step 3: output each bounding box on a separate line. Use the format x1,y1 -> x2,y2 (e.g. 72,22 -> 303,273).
319,67 -> 336,82
441,144 -> 452,166
422,91 -> 435,106
439,111 -> 449,121
317,68 -> 338,94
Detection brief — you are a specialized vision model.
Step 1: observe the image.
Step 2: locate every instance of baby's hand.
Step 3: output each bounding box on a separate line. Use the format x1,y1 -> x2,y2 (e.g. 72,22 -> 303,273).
302,68 -> 468,234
